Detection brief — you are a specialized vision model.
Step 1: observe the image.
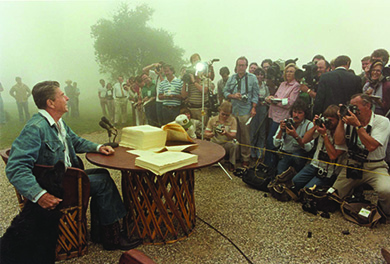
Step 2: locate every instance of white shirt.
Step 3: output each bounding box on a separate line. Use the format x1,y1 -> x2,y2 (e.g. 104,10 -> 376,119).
336,112 -> 390,160
113,82 -> 129,98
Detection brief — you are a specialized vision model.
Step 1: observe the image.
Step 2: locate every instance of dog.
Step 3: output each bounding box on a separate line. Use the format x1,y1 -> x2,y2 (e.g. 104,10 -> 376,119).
0,161 -> 66,264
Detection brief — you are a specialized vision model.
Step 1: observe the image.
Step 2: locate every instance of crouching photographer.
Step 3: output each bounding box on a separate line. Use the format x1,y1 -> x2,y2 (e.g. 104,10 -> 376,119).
292,105 -> 346,190
333,93 -> 390,217
273,99 -> 314,175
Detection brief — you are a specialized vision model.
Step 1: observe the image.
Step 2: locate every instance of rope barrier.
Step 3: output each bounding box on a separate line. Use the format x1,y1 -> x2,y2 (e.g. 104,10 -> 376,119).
219,140 -> 389,176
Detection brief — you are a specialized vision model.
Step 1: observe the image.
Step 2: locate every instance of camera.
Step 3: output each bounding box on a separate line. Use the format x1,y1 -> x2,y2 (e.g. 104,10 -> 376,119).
346,162 -> 363,179
295,62 -> 319,87
241,94 -> 248,103
339,104 -> 359,118
315,117 -> 331,128
215,124 -> 225,134
266,62 -> 283,86
284,118 -> 294,130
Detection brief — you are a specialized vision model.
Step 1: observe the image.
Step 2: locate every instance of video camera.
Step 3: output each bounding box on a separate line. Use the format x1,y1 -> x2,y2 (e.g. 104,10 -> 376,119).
295,62 -> 319,87
339,104 -> 359,118
266,62 -> 283,86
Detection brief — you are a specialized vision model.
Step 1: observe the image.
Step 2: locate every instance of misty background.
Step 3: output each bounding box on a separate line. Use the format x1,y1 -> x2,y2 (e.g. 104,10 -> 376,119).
1,0 -> 389,105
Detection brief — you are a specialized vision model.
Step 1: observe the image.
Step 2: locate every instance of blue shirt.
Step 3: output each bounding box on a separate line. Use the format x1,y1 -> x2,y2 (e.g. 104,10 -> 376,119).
223,72 -> 259,116
159,77 -> 183,106
6,112 -> 99,201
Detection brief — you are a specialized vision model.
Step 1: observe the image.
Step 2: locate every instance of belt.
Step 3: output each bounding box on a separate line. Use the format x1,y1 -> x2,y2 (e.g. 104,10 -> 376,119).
115,96 -> 127,99
364,159 -> 384,163
163,105 -> 180,109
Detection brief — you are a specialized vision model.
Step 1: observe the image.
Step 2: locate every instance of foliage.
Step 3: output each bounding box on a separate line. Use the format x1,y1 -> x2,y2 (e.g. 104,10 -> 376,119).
91,3 -> 185,79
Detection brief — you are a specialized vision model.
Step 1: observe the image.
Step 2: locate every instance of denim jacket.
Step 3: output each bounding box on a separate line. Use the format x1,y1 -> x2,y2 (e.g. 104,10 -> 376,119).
6,112 -> 99,201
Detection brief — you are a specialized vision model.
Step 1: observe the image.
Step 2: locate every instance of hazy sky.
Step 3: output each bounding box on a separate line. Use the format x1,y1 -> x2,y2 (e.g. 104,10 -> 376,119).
1,0 -> 389,102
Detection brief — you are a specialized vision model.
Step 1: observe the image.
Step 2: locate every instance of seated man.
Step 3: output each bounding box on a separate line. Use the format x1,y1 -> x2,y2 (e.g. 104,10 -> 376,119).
292,105 -> 345,190
204,101 -> 238,171
333,93 -> 390,217
273,99 -> 314,175
5,81 -> 141,251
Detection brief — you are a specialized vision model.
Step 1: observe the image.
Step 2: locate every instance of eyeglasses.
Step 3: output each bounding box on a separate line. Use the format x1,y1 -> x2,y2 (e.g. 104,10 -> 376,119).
371,69 -> 382,73
220,112 -> 230,117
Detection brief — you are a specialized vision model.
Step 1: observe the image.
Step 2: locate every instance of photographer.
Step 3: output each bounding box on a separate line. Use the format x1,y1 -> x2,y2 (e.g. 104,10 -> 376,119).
292,105 -> 345,190
143,61 -> 165,126
272,99 -> 314,175
204,101 -> 237,171
223,56 -> 259,167
333,93 -> 390,217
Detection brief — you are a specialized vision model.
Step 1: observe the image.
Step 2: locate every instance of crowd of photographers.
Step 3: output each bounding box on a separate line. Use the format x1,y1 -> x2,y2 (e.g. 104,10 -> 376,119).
97,48 -> 390,217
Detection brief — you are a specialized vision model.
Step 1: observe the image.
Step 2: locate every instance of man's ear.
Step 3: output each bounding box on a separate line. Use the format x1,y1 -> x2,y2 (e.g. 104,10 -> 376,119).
46,99 -> 55,109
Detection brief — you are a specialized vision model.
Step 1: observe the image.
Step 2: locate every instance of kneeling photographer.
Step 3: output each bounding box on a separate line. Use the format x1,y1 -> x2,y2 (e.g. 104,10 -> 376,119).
333,93 -> 390,217
292,105 -> 345,190
273,99 -> 314,175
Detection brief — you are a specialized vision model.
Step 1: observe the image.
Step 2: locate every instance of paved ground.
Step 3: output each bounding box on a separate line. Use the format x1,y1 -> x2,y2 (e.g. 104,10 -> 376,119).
1,131 -> 389,264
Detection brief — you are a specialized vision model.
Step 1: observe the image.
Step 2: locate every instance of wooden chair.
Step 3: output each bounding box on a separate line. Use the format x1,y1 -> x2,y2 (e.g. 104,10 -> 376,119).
1,148 -> 90,261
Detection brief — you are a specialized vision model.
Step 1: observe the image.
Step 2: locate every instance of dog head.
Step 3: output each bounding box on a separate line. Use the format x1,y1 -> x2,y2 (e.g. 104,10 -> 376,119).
35,161 -> 66,199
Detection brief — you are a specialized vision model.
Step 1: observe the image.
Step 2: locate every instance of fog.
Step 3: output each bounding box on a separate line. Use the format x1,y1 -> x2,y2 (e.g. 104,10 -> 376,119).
1,0 -> 389,103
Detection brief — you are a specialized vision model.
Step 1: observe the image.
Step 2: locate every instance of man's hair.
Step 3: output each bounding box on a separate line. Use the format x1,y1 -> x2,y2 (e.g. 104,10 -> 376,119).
312,54 -> 325,62
351,93 -> 372,109
236,56 -> 248,66
190,53 -> 201,64
219,101 -> 232,113
163,64 -> 175,74
32,81 -> 60,109
283,63 -> 299,81
261,59 -> 272,67
249,62 -> 258,67
15,77 -> 22,82
289,98 -> 309,118
323,104 -> 340,119
361,56 -> 371,62
99,79 -> 105,83
334,55 -> 351,68
254,67 -> 265,76
371,48 -> 389,65
219,66 -> 230,76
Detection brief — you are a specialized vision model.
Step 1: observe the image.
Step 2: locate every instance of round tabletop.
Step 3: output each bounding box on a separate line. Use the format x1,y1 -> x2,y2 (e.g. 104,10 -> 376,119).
86,139 -> 225,172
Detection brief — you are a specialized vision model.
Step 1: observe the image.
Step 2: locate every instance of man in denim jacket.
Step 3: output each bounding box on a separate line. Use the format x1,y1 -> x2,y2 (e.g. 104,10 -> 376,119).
6,81 -> 141,251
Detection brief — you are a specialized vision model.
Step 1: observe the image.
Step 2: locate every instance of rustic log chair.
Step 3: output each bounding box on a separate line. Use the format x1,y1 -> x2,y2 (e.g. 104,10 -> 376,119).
1,148 -> 90,261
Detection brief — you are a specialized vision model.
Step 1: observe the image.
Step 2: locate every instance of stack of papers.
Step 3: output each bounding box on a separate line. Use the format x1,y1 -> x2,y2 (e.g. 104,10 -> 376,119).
134,151 -> 198,175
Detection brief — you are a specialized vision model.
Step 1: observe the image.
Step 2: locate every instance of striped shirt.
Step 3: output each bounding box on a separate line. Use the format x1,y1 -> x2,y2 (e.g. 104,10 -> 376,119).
159,77 -> 183,106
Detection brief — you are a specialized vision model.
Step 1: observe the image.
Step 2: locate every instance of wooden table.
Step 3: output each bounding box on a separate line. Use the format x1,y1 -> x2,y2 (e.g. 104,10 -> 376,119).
86,140 -> 225,244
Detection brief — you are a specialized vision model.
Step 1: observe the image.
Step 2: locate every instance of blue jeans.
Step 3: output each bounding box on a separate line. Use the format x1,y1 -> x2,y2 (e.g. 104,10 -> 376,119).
156,102 -> 163,127
292,164 -> 333,190
162,105 -> 180,125
250,104 -> 268,159
277,149 -> 308,175
144,101 -> 158,127
86,168 -> 127,226
264,120 -> 280,167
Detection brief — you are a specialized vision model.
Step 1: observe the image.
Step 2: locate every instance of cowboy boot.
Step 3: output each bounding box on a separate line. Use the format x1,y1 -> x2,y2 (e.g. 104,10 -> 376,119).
101,221 -> 143,251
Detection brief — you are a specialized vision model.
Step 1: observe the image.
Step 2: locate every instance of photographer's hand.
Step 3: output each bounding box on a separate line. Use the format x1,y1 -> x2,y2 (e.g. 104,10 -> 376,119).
342,111 -> 361,127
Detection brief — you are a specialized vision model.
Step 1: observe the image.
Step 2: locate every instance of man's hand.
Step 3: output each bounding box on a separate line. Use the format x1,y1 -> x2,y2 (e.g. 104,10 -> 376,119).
342,110 -> 361,127
230,93 -> 242,100
316,124 -> 327,136
99,145 -> 115,155
38,193 -> 62,210
285,125 -> 298,137
250,107 -> 256,117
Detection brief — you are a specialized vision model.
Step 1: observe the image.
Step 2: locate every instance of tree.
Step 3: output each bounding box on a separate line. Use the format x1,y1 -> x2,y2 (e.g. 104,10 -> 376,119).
91,3 -> 185,79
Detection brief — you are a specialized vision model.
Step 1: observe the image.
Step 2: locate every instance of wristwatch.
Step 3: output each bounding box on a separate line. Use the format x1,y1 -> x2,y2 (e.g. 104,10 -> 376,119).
356,125 -> 363,130
295,135 -> 300,140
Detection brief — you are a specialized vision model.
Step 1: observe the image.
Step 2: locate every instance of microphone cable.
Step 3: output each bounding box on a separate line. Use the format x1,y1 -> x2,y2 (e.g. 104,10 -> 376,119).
196,215 -> 254,264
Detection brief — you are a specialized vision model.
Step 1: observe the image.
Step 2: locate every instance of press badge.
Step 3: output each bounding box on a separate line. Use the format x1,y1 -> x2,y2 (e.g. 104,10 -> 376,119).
358,208 -> 371,218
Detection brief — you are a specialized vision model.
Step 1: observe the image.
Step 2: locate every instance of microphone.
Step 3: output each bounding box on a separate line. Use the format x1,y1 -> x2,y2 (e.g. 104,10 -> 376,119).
99,119 -> 119,148
211,58 -> 220,63
99,120 -> 111,131
101,116 -> 116,130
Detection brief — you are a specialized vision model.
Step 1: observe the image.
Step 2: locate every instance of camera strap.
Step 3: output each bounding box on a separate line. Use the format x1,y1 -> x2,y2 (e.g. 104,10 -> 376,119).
236,73 -> 249,95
